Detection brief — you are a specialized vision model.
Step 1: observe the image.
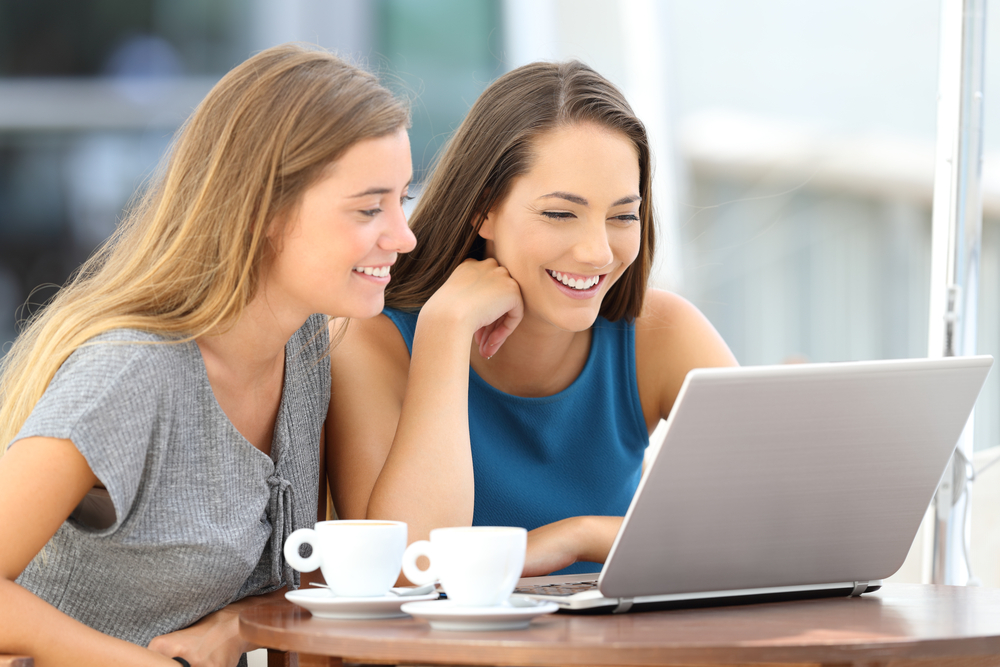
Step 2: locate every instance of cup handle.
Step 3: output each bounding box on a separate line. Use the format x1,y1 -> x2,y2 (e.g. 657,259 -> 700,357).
283,528 -> 322,572
401,539 -> 436,585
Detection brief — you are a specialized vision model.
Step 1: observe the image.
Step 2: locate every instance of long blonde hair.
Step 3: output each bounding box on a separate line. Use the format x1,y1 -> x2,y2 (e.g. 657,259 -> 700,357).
386,60 -> 654,322
0,43 -> 409,450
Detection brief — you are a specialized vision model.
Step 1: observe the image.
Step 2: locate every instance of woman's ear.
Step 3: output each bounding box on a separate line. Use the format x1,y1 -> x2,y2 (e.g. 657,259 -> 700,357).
474,188 -> 496,240
477,209 -> 496,241
265,206 -> 289,243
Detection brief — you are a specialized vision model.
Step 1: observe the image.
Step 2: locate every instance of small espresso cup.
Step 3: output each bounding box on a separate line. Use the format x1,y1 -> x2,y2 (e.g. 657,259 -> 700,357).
402,526 -> 527,607
283,519 -> 407,597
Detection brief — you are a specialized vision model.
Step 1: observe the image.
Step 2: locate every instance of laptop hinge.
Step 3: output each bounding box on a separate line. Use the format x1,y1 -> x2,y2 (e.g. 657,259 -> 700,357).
612,598 -> 635,614
849,581 -> 868,597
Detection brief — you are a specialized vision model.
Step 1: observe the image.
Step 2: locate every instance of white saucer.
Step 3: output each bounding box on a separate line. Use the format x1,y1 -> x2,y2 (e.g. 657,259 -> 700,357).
399,598 -> 559,631
285,588 -> 439,620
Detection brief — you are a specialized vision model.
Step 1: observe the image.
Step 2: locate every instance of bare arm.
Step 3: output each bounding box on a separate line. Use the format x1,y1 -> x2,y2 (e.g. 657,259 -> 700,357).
523,516 -> 623,577
0,437 -> 178,667
327,259 -> 523,545
326,313 -> 410,522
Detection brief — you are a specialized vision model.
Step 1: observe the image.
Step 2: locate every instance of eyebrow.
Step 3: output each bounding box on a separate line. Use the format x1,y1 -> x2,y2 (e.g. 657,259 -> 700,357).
348,187 -> 392,198
612,194 -> 641,206
539,192 -> 641,207
348,179 -> 413,199
540,191 -> 588,206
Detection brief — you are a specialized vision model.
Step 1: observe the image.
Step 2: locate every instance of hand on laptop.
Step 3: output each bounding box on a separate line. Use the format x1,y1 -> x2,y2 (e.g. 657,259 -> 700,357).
523,516 -> 624,577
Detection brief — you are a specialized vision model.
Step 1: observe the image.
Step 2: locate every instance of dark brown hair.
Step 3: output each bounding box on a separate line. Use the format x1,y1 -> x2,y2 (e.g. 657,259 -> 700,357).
385,59 -> 654,322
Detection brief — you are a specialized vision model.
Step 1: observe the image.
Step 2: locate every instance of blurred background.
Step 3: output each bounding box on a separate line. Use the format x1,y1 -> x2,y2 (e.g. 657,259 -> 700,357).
1,0 -> 998,587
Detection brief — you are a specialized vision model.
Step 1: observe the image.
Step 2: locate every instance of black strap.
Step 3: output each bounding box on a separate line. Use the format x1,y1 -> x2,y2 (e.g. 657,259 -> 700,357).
172,659 -> 191,667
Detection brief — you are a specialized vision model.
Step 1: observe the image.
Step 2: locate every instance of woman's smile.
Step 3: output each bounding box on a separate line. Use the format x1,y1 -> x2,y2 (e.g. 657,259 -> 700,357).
352,264 -> 394,282
546,270 -> 605,298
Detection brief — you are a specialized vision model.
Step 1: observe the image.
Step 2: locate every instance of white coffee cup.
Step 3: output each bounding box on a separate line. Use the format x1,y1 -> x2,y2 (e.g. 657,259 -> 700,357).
284,520 -> 407,597
401,526 -> 527,607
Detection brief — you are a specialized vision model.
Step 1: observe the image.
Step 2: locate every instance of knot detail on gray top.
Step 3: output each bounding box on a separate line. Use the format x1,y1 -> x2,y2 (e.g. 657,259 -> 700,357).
267,472 -> 296,589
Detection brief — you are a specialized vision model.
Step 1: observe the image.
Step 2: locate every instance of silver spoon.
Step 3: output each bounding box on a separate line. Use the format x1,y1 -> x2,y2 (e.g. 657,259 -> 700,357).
308,581 -> 437,597
390,582 -> 438,597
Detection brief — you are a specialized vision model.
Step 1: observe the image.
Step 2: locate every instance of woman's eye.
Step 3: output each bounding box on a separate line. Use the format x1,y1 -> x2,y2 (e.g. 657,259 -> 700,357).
401,194 -> 415,205
541,211 -> 575,220
612,213 -> 639,224
361,208 -> 383,217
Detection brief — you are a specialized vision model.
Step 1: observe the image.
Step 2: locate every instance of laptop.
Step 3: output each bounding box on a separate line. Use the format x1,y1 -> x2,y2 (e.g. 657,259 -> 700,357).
513,355 -> 994,613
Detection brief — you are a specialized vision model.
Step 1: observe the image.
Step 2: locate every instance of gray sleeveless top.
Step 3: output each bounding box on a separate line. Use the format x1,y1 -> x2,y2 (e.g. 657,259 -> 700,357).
13,314 -> 329,648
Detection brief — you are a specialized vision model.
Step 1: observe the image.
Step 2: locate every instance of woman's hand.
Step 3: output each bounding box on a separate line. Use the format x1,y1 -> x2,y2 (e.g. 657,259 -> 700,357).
422,258 -> 524,358
147,606 -> 248,667
147,588 -> 286,667
523,516 -> 624,577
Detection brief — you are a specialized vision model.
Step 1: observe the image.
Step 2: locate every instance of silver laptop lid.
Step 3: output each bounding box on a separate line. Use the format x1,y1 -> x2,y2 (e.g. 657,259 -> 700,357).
599,355 -> 993,599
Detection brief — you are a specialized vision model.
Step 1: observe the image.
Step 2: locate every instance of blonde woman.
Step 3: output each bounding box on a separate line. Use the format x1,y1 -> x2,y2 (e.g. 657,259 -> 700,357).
0,44 -> 414,666
328,61 -> 736,578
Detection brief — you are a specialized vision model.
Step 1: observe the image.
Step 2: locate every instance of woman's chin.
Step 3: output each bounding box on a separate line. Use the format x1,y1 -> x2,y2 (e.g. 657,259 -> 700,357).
326,297 -> 385,320
532,303 -> 602,333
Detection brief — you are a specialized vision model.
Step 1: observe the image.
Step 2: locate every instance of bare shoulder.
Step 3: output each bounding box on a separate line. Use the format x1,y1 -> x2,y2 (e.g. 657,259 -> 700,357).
634,289 -> 737,422
329,313 -> 411,378
635,290 -> 729,355
327,313 -> 412,420
635,289 -> 707,334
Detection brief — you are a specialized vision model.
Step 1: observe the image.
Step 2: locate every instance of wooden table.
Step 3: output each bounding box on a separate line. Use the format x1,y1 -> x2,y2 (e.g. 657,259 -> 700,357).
240,583 -> 1000,667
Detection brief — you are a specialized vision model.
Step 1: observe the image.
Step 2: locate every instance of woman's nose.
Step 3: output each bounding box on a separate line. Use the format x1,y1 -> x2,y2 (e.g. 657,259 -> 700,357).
380,205 -> 417,253
574,219 -> 614,269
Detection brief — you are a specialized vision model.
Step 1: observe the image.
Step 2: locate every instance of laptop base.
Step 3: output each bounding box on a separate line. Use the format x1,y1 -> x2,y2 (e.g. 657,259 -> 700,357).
514,576 -> 881,614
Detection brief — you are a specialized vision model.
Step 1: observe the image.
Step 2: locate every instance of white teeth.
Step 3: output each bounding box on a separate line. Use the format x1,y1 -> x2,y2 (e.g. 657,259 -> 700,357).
354,266 -> 390,277
549,270 -> 598,290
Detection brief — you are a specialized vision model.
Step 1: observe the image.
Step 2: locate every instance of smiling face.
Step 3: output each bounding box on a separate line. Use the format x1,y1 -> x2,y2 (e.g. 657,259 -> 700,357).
265,128 -> 416,321
478,122 -> 642,332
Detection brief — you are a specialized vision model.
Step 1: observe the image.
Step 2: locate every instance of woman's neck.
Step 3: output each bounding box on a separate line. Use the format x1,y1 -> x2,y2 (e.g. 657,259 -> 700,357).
195,294 -> 304,455
468,315 -> 592,398
197,294 -> 301,381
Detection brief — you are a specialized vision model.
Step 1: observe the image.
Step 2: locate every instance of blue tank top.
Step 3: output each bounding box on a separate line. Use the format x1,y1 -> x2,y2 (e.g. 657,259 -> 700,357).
383,308 -> 649,574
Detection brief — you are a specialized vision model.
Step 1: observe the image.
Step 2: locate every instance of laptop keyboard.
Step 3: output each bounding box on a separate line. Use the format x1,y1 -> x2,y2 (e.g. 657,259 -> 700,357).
514,580 -> 599,596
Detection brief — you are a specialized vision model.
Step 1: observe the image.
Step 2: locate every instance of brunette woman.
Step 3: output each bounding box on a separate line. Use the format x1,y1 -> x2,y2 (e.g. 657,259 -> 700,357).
327,61 -> 736,577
